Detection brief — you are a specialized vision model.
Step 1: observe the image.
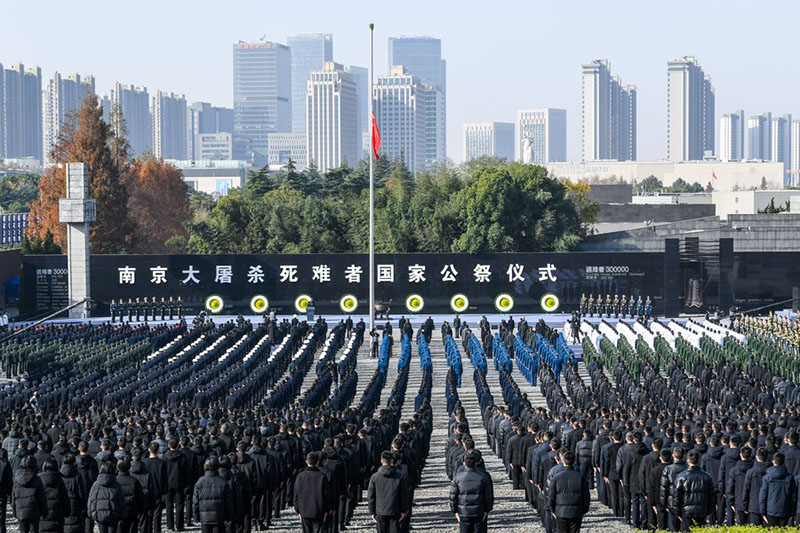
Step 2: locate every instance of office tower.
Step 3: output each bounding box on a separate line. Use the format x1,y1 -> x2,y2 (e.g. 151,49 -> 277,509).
99,93 -> 112,124
287,33 -> 333,135
233,40 -> 291,165
373,66 -> 427,172
152,91 -> 187,160
306,62 -> 358,173
462,122 -> 515,162
42,72 -> 95,166
667,56 -> 715,161
581,59 -> 636,161
1,63 -> 42,160
791,120 -> 800,186
719,110 -> 745,162
187,102 -> 234,159
195,132 -> 233,160
111,83 -> 152,157
347,65 -> 368,150
388,36 -> 446,164
748,113 -> 771,161
516,108 -> 567,164
771,114 -> 792,172
267,132 -> 307,169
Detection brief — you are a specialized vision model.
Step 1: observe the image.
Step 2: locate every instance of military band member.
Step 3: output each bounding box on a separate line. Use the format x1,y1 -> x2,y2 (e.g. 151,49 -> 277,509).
588,294 -> 596,317
580,293 -> 587,316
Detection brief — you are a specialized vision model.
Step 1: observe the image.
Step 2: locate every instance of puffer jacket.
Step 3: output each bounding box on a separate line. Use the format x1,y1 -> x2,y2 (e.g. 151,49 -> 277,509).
193,471 -> 233,524
164,450 -> 188,491
367,465 -> 410,516
659,460 -> 687,509
75,454 -> 98,499
726,458 -> 753,511
130,460 -> 157,512
548,467 -> 590,518
575,438 -> 593,467
673,466 -> 715,518
743,461 -> 769,515
116,472 -> 145,519
700,446 -> 724,485
12,468 -> 47,521
759,465 -> 797,518
60,464 -> 87,533
449,468 -> 493,517
88,473 -> 127,525
38,470 -> 69,533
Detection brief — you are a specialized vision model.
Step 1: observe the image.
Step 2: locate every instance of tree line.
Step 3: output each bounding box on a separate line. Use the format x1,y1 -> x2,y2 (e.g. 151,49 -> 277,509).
20,96 -> 595,255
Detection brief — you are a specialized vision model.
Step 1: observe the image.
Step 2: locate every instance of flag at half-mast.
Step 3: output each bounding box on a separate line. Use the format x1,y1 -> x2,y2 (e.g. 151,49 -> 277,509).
371,112 -> 381,159
713,170 -> 718,180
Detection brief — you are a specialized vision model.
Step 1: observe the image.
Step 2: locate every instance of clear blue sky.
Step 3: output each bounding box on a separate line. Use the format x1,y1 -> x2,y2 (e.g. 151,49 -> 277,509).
2,0 -> 796,162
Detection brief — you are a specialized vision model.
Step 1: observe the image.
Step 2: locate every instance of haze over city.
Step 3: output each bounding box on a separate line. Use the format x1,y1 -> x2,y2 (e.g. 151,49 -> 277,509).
2,0 -> 796,162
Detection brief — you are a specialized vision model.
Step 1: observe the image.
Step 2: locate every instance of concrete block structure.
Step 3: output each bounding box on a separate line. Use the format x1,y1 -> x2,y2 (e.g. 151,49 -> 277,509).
58,163 -> 95,318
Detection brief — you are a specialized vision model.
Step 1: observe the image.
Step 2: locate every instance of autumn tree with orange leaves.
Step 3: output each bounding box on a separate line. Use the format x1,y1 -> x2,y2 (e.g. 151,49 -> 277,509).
28,94 -> 135,253
27,95 -> 192,254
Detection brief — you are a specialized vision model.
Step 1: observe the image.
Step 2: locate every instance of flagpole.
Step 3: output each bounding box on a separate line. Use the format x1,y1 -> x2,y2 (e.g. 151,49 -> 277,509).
369,22 -> 375,338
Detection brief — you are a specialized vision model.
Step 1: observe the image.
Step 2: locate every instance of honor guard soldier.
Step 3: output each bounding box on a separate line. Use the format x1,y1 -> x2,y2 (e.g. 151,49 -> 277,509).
580,293 -> 587,316
168,296 -> 175,320
110,299 -> 117,323
588,294 -> 596,317
628,295 -> 636,319
150,296 -> 157,321
613,294 -> 620,318
135,297 -> 142,321
620,295 -> 627,319
605,294 -> 612,318
127,298 -> 134,321
177,296 -> 184,319
645,296 -> 652,319
160,297 -> 167,320
636,296 -> 644,318
596,294 -> 604,318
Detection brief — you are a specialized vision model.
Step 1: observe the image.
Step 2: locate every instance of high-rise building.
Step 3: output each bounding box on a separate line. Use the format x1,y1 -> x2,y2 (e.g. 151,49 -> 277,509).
373,66 -> 427,172
42,72 -> 95,166
233,40 -> 291,165
388,36 -> 446,165
287,33 -> 333,135
266,132 -> 307,169
790,120 -> 800,186
462,122 -> 515,162
1,63 -> 42,160
748,113 -> 771,161
195,132 -> 233,160
152,91 -> 187,160
771,114 -> 792,171
347,65 -> 368,150
306,62 -> 358,173
99,93 -> 112,124
187,102 -> 233,159
719,110 -> 745,162
581,60 -> 636,162
517,108 -> 567,164
667,56 -> 715,161
111,83 -> 152,157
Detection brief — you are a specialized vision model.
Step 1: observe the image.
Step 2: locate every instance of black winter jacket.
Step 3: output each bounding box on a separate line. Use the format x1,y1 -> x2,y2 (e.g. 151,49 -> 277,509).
575,438 -> 593,466
548,467 -> 590,518
38,470 -> 69,533
117,472 -> 145,518
75,455 -> 98,500
60,464 -> 86,533
164,450 -> 188,491
743,461 -> 769,515
659,460 -> 687,509
130,460 -> 157,511
193,471 -> 233,524
12,468 -> 47,521
368,465 -> 410,516
88,473 -> 127,525
674,466 -> 715,518
293,466 -> 329,519
449,468 -> 494,517
726,458 -> 753,511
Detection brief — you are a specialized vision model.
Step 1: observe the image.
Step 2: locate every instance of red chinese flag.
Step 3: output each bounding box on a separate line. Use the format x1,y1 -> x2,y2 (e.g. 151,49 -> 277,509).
371,112 -> 381,159
713,171 -> 718,180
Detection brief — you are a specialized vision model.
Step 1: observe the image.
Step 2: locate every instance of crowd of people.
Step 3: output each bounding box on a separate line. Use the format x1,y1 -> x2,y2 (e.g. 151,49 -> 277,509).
0,313 -> 434,533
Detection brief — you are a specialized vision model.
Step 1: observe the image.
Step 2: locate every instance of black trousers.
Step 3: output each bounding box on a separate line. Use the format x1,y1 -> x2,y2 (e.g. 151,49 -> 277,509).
120,516 -> 137,533
137,511 -> 152,533
767,515 -> 790,526
166,489 -> 185,530
252,489 -> 269,524
152,498 -> 164,533
377,514 -> 401,533
185,488 -> 195,524
301,517 -> 325,533
201,524 -> 225,533
0,495 -> 5,533
18,520 -> 39,533
607,479 -> 622,516
458,515 -> 482,533
97,524 -> 119,533
511,465 -> 523,489
680,516 -> 704,531
555,516 -> 582,533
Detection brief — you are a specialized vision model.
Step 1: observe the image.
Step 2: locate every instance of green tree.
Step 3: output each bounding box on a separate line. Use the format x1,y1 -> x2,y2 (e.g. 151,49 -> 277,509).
0,173 -> 40,213
634,175 -> 662,194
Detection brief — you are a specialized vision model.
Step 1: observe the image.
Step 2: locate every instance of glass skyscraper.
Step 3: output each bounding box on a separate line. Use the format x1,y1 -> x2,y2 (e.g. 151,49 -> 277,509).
287,34 -> 332,135
388,37 -> 446,165
232,40 -> 291,164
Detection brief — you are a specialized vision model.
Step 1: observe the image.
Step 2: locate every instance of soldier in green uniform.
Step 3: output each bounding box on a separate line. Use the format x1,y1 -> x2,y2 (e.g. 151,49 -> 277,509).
588,293 -> 596,317
580,293 -> 587,316
613,294 -> 620,318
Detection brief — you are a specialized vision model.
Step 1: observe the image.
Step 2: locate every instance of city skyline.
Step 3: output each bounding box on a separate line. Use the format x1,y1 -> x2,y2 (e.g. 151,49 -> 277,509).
1,0 -> 799,163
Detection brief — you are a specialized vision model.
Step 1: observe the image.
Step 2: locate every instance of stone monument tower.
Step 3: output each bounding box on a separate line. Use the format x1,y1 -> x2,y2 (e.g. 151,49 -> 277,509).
58,163 -> 96,318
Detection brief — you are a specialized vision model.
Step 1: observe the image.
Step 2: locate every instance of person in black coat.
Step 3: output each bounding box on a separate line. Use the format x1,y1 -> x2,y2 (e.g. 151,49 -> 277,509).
759,451 -> 797,527
164,438 -> 189,532
548,451 -> 590,533
193,456 -> 234,533
130,449 -> 156,533
37,458 -> 70,533
116,459 -> 145,533
76,441 -> 99,533
59,454 -> 87,533
88,461 -> 127,533
449,452 -> 494,533
143,442 -> 167,533
673,450 -> 715,531
0,449 -> 12,533
12,455 -> 47,533
294,452 -> 330,533
368,451 -> 410,533
660,447 -> 687,532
